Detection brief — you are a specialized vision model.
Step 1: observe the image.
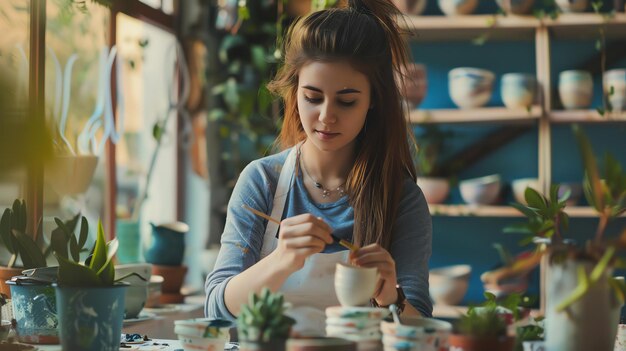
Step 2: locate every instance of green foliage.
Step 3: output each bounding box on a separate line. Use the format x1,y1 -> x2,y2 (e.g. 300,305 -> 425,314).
0,199 -> 88,268
457,306 -> 507,338
237,288 -> 296,342
514,317 -> 544,351
56,220 -> 119,287
505,185 -> 570,245
413,125 -> 454,177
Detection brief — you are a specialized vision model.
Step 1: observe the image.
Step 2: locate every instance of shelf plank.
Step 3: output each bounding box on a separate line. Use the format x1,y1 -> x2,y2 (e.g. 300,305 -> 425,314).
543,13 -> 626,40
429,204 -> 617,218
409,107 -> 542,124
549,110 -> 626,123
400,15 -> 538,42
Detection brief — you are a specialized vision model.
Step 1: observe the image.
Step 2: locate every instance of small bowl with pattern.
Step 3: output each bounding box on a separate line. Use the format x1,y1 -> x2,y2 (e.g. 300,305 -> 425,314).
381,317 -> 452,351
325,306 -> 390,320
449,68 -> 495,109
174,318 -> 232,351
558,70 -> 593,110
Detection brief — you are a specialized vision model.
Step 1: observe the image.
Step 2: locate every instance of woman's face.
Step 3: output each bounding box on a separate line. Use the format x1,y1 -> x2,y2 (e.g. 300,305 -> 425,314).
297,60 -> 371,154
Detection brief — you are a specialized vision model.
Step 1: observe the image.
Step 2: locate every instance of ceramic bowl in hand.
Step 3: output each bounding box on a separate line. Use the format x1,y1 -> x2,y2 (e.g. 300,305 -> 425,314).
512,178 -> 540,205
459,174 -> 502,205
334,263 -> 379,307
438,0 -> 478,15
429,264 -> 471,305
449,67 -> 495,109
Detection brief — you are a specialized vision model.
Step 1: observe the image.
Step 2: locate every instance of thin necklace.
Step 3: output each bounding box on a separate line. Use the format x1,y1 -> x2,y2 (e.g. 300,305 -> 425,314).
298,148 -> 346,199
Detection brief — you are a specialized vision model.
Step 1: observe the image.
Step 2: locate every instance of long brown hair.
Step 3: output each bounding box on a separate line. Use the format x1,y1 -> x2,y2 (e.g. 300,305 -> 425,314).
267,0 -> 417,250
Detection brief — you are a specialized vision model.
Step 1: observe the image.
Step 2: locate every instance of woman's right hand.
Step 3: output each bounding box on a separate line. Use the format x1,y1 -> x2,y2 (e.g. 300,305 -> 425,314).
271,214 -> 333,273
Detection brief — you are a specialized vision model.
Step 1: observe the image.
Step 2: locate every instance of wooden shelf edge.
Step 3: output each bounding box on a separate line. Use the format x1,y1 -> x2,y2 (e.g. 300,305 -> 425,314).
429,205 -> 618,218
409,107 -> 542,124
549,110 -> 626,123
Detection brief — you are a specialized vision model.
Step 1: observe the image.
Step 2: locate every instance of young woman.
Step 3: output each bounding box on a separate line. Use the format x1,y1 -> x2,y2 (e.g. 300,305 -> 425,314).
205,0 -> 432,335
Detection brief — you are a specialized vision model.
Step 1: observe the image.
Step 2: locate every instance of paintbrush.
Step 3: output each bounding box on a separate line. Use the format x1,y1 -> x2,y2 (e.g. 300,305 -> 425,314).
242,204 -> 358,251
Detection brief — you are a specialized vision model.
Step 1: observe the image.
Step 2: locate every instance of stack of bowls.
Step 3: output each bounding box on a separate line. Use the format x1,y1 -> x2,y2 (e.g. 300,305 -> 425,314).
174,318 -> 232,351
325,306 -> 389,351
380,317 -> 452,351
449,68 -> 495,109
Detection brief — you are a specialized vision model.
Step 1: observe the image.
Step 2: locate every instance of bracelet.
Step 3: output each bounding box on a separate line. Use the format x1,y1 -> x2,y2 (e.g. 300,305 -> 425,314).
370,284 -> 406,314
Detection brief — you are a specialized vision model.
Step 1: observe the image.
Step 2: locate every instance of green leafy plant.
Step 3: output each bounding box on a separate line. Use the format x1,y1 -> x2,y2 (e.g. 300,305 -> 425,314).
514,317 -> 544,351
55,220 -> 121,287
458,292 -> 533,339
237,287 -> 295,343
413,125 -> 454,177
490,125 -> 626,311
0,199 -> 89,268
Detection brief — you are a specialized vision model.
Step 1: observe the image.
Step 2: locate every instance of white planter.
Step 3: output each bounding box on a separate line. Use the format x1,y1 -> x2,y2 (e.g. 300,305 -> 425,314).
559,70 -> 593,110
545,259 -> 622,351
501,73 -> 536,109
449,67 -> 495,109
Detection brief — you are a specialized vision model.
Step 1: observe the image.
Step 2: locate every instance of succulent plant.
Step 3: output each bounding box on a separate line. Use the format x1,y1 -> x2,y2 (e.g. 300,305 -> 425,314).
237,288 -> 295,343
457,305 -> 507,338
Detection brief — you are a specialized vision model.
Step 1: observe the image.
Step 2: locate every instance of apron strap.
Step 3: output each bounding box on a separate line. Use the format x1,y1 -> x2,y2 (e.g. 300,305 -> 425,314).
260,143 -> 301,258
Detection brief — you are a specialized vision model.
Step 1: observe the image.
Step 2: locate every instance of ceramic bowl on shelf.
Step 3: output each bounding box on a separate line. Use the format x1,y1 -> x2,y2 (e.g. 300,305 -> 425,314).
398,63 -> 428,108
459,174 -> 502,205
438,0 -> 478,15
417,177 -> 449,204
512,178 -> 541,205
603,69 -> 626,113
556,0 -> 588,12
559,70 -> 593,110
429,264 -> 472,305
392,0 -> 428,15
496,0 -> 535,14
449,67 -> 495,109
501,73 -> 537,109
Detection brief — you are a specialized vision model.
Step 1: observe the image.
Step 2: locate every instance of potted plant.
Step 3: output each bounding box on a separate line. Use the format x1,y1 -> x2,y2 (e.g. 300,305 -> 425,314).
414,125 -> 453,204
54,220 -> 128,351
237,287 -> 295,351
449,304 -> 515,351
482,125 -> 626,351
2,202 -> 90,345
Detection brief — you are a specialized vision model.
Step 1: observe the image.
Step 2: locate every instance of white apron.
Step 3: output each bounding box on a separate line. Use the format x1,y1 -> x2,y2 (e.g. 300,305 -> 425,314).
259,145 -> 349,336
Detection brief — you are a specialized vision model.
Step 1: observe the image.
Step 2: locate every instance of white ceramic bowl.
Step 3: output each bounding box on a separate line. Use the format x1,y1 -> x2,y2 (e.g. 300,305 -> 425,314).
417,177 -> 450,204
459,174 -> 502,205
438,0 -> 478,15
174,319 -> 231,351
449,68 -> 495,109
335,263 -> 379,307
501,73 -> 536,109
512,178 -> 540,205
381,317 -> 452,350
115,263 -> 152,319
429,264 -> 472,305
496,0 -> 535,14
392,0 -> 428,15
556,0 -> 587,12
559,70 -> 593,110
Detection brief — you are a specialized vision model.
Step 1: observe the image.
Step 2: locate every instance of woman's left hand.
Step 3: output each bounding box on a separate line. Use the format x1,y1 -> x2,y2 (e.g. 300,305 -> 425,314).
350,243 -> 398,306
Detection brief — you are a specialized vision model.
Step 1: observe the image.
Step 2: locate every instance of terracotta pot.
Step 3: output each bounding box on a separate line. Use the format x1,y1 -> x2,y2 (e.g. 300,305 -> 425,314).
449,334 -> 515,351
0,266 -> 24,298
151,264 -> 187,294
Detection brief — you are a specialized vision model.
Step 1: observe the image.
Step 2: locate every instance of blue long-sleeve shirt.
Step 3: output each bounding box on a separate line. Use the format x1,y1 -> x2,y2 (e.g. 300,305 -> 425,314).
204,147 -> 433,320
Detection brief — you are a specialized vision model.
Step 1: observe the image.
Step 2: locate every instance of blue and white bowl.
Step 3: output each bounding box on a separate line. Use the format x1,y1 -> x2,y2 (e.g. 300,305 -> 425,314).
559,70 -> 593,110
501,73 -> 536,109
449,67 -> 495,109
438,0 -> 478,15
604,69 -> 626,113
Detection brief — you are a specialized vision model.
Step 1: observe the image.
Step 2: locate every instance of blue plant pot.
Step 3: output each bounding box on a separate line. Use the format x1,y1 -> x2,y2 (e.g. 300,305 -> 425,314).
8,281 -> 59,344
55,284 -> 127,351
144,222 -> 187,266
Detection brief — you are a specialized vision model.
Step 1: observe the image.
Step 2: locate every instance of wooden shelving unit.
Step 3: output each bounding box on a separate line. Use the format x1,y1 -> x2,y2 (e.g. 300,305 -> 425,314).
549,110 -> 626,123
429,205 -> 622,218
